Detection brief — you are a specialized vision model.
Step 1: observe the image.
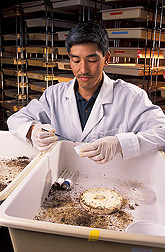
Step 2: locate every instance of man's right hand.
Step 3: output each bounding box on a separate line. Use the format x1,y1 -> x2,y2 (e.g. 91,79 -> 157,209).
31,123 -> 58,152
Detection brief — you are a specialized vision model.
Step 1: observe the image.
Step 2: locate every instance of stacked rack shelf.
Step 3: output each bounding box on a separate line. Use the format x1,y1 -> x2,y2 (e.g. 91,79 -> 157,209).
101,0 -> 165,109
0,0 -> 164,124
0,4 -> 28,120
23,0 -> 110,98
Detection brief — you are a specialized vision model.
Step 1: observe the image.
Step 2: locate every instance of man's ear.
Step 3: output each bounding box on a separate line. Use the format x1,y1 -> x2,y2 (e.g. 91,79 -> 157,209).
104,51 -> 110,66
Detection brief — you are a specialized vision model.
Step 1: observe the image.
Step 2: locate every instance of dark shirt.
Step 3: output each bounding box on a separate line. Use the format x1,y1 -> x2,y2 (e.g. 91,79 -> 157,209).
74,81 -> 101,131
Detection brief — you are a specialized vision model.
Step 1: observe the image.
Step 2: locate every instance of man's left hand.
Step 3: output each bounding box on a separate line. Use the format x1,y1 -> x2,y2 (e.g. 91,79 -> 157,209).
79,136 -> 121,164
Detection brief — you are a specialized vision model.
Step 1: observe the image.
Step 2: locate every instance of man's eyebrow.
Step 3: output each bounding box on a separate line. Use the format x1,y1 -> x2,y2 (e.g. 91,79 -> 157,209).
86,53 -> 98,58
70,54 -> 80,58
70,53 -> 98,58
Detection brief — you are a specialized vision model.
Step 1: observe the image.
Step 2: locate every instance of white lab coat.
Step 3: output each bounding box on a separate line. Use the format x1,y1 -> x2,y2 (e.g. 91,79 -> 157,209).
7,72 -> 165,159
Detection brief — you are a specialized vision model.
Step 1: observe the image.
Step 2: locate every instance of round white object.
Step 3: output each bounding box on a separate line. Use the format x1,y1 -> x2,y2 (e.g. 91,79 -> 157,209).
126,220 -> 165,236
80,188 -> 123,215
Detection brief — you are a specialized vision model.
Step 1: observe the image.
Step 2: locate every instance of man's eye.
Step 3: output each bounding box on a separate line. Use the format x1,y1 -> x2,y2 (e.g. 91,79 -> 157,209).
73,60 -> 80,63
88,59 -> 97,62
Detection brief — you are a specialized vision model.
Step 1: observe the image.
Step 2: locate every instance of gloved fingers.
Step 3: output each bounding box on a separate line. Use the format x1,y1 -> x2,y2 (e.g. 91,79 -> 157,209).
42,124 -> 55,131
37,143 -> 54,152
35,130 -> 55,139
90,154 -> 111,164
35,135 -> 58,145
80,143 -> 97,152
88,152 -> 105,162
33,137 -> 57,152
49,128 -> 56,133
79,143 -> 100,158
42,127 -> 56,134
31,123 -> 58,152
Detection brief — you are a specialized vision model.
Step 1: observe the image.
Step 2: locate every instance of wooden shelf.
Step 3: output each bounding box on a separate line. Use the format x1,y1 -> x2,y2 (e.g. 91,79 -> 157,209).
26,46 -> 57,54
4,89 -> 27,99
3,46 -> 25,53
158,87 -> 165,98
109,47 -> 165,59
1,100 -> 28,112
124,77 -> 165,91
27,70 -> 58,81
28,33 -> 57,41
1,57 -> 26,65
57,47 -> 68,55
22,1 -> 51,13
57,60 -> 71,70
3,46 -> 25,57
56,73 -> 73,82
5,78 -> 26,88
27,58 -> 57,67
1,5 -> 21,18
3,34 -> 27,41
28,93 -> 42,100
2,68 -> 26,77
104,63 -> 165,76
29,82 -> 48,92
4,88 -> 39,99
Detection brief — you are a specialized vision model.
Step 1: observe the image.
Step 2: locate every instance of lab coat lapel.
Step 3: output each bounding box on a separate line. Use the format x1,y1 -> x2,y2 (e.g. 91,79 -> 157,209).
64,78 -> 82,135
81,73 -> 114,141
81,98 -> 104,141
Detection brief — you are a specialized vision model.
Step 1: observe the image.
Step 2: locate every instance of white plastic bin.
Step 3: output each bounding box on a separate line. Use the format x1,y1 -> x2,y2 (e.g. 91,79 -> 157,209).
0,141 -> 165,252
0,130 -> 41,201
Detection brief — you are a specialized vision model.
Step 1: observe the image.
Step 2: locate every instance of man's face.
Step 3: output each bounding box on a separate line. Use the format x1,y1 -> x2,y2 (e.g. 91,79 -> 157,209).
69,43 -> 110,93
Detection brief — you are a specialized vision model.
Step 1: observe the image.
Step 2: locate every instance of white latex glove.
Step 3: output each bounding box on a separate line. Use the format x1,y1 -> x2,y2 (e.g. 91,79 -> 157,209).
31,123 -> 58,152
79,136 -> 122,164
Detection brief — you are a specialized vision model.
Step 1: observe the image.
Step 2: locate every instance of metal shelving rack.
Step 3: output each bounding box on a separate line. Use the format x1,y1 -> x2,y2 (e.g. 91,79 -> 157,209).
23,0 -> 64,96
148,0 -> 164,102
0,4 -> 27,120
0,0 -> 164,121
102,0 -> 165,110
23,0 -> 110,97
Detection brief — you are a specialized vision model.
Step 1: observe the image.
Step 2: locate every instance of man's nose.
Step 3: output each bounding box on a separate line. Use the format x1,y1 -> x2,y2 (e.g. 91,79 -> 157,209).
80,60 -> 89,74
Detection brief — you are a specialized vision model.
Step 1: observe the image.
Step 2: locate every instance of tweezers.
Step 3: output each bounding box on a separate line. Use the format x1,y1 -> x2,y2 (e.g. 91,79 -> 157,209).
41,128 -> 75,142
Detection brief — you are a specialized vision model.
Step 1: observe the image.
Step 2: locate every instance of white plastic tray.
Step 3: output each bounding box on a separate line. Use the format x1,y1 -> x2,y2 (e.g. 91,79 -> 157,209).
101,6 -> 165,24
0,130 -> 41,201
0,141 -> 165,251
102,7 -> 148,21
109,47 -> 165,59
52,0 -> 109,10
107,28 -> 165,41
26,18 -> 75,29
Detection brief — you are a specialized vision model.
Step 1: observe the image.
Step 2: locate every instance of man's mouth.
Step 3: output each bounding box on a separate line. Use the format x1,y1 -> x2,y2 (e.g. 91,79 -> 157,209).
79,76 -> 91,81
78,74 -> 93,81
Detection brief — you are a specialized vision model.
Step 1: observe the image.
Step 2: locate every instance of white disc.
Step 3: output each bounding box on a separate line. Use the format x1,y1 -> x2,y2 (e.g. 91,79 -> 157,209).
80,188 -> 123,215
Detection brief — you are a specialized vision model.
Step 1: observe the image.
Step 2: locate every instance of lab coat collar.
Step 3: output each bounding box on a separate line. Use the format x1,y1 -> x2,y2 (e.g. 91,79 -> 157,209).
65,72 -> 114,103
64,78 -> 83,136
64,72 -> 114,141
81,72 -> 114,141
99,72 -> 114,104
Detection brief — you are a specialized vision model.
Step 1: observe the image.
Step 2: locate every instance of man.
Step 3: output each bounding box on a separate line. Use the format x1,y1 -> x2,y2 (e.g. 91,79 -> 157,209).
7,21 -> 165,164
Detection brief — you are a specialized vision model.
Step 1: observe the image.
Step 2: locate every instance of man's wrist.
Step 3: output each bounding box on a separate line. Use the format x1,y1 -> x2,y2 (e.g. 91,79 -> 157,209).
26,125 -> 35,140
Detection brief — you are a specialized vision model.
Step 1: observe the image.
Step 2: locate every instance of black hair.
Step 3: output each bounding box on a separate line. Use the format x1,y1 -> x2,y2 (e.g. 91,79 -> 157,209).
65,20 -> 109,56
